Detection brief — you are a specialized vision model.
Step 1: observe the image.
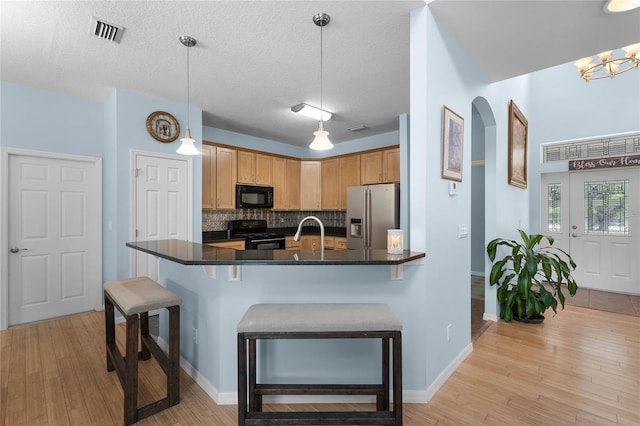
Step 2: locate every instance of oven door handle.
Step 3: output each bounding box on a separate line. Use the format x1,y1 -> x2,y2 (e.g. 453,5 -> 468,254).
250,237 -> 285,243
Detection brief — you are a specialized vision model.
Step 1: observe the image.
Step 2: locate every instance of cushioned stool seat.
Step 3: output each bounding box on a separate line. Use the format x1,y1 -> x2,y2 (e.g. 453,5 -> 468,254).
104,277 -> 181,426
237,303 -> 403,425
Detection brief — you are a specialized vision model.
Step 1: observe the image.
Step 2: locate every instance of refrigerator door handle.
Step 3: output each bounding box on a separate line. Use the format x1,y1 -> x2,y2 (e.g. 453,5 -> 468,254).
365,188 -> 372,248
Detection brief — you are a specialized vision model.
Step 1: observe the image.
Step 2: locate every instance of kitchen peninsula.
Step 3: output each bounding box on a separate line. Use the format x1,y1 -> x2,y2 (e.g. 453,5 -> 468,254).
127,239 -> 427,406
127,239 -> 425,265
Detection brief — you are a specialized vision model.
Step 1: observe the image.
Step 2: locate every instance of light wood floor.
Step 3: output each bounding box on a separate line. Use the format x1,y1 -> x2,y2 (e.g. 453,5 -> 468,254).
2,305 -> 638,425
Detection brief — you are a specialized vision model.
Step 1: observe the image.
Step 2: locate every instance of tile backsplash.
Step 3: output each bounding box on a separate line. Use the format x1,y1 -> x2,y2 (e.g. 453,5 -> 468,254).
202,210 -> 346,231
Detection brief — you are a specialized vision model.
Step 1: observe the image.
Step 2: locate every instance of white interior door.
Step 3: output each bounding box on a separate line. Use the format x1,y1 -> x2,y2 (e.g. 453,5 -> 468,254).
132,152 -> 191,280
569,168 -> 640,294
8,152 -> 101,326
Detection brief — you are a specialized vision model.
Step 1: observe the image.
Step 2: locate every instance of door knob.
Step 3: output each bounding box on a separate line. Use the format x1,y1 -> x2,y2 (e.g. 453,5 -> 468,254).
571,233 -> 580,238
9,247 -> 27,253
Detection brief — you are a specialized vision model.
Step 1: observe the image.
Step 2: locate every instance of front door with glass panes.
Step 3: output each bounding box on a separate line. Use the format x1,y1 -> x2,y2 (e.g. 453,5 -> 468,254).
542,169 -> 640,295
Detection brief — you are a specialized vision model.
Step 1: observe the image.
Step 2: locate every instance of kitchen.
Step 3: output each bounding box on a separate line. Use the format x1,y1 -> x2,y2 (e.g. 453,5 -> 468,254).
201,143 -> 401,252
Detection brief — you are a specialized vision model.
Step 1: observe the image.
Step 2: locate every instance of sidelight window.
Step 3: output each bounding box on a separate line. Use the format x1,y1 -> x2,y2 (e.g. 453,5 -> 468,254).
547,183 -> 562,232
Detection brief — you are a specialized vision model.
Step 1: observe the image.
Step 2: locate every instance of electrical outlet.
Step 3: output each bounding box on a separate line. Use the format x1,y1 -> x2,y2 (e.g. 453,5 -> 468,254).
193,327 -> 198,345
446,324 -> 452,341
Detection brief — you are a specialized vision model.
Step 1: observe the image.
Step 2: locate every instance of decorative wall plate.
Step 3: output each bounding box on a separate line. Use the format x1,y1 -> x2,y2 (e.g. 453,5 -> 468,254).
146,111 -> 180,143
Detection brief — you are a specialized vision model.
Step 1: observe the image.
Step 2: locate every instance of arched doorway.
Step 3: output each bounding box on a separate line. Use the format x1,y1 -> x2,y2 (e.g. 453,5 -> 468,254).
470,96 -> 498,340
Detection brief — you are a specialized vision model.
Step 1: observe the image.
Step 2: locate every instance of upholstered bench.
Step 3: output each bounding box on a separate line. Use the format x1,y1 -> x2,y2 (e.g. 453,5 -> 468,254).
237,303 -> 403,425
104,277 -> 181,426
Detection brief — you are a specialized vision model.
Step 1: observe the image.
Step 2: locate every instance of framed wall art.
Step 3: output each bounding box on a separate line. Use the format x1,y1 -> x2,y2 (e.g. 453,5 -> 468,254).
508,100 -> 528,189
441,106 -> 464,182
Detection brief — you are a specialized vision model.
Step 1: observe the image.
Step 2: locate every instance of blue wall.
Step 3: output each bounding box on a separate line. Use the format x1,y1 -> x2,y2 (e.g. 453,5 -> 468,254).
1,81 -> 104,156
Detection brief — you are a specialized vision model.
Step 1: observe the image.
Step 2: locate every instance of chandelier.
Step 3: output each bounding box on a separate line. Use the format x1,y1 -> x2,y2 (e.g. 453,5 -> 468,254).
574,43 -> 640,82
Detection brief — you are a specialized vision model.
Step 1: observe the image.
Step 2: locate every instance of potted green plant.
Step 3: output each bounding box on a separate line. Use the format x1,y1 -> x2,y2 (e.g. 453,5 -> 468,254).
486,229 -> 578,323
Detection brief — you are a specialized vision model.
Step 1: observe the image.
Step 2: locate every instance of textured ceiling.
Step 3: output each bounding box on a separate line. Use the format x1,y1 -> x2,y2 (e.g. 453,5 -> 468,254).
2,1 -> 639,148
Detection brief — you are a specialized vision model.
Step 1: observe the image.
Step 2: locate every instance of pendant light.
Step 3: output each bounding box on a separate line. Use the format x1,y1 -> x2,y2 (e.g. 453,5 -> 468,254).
176,35 -> 200,155
309,13 -> 333,151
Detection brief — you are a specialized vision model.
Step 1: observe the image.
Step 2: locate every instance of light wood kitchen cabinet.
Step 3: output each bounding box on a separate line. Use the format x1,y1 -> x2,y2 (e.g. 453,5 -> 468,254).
321,159 -> 340,210
361,148 -> 400,185
286,160 -> 301,210
201,144 -> 215,210
323,236 -> 335,249
334,237 -> 347,250
383,147 -> 400,183
301,235 -> 321,251
206,240 -> 245,250
339,154 -> 361,209
215,147 -> 237,209
237,150 -> 255,184
285,236 -> 301,250
238,151 -> 273,186
273,158 -> 300,210
361,151 -> 383,184
300,161 -> 321,210
255,154 -> 273,185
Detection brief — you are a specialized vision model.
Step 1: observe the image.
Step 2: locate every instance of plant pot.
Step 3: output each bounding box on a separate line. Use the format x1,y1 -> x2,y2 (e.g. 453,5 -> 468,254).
514,314 -> 545,324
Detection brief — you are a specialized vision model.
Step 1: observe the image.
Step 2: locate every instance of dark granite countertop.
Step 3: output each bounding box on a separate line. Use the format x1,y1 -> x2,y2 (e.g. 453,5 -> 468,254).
127,240 -> 424,266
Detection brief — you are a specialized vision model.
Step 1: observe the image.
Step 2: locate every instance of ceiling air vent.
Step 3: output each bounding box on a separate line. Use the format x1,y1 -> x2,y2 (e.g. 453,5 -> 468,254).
89,16 -> 124,43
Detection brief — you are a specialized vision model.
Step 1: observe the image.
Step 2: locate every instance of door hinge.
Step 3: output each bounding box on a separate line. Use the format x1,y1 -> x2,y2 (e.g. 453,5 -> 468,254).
135,229 -> 139,238
135,168 -> 140,177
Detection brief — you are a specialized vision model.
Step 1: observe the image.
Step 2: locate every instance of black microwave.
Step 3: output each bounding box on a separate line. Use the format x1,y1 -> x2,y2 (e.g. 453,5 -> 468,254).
236,184 -> 274,209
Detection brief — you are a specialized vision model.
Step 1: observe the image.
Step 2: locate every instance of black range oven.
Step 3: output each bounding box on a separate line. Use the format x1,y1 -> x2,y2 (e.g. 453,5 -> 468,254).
227,219 -> 286,250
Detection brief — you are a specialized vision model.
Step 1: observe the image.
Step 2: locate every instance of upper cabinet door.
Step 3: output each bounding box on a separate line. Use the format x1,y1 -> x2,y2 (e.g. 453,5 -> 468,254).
383,148 -> 400,183
216,147 -> 237,209
361,151 -> 383,184
300,161 -> 321,210
255,154 -> 273,186
237,150 -> 255,184
321,159 -> 340,210
202,144 -> 216,210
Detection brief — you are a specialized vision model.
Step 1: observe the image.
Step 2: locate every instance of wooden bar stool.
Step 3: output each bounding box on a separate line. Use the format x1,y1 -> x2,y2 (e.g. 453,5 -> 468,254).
104,277 -> 181,426
237,303 -> 403,426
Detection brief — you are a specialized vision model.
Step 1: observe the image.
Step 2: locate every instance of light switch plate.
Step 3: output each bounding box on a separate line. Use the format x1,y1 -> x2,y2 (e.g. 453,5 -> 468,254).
458,224 -> 468,238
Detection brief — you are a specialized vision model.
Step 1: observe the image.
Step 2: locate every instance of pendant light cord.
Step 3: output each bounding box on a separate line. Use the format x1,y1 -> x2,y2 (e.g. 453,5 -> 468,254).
319,22 -> 324,125
186,44 -> 190,129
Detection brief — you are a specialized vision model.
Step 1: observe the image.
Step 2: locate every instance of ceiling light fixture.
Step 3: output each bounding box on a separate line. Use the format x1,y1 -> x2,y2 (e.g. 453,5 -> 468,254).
309,13 -> 333,151
176,35 -> 200,155
574,43 -> 640,82
291,103 -> 332,121
603,0 -> 640,12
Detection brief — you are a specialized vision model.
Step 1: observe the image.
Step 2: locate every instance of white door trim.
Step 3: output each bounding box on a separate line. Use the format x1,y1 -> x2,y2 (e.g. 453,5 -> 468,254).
0,147 -> 103,330
129,150 -> 193,277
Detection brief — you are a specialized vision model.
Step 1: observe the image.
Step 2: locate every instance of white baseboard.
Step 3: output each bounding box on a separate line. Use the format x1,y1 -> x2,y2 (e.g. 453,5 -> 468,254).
422,342 -> 473,402
483,312 -> 498,322
157,337 -> 472,406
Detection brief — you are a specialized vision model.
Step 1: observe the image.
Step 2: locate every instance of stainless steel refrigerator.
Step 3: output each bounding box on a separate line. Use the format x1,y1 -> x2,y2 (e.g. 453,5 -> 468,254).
346,183 -> 400,249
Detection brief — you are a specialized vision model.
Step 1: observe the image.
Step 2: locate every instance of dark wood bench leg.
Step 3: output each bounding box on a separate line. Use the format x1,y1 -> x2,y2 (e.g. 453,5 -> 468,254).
248,338 -> 261,412
140,312 -> 151,360
168,305 -> 180,406
237,333 -> 247,426
393,332 -> 403,426
124,314 -> 139,426
105,295 -> 115,372
380,337 -> 390,411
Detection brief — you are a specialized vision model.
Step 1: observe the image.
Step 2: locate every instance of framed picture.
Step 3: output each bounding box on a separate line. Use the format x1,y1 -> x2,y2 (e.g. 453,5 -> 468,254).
146,111 -> 180,143
508,100 -> 528,189
441,106 -> 464,182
